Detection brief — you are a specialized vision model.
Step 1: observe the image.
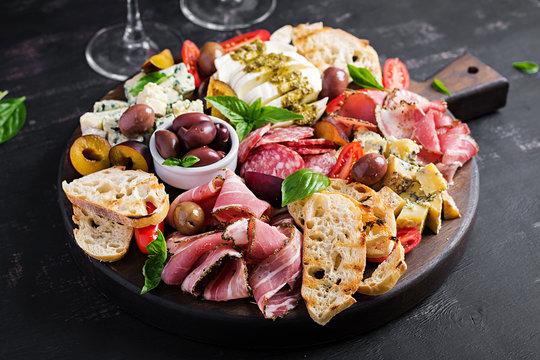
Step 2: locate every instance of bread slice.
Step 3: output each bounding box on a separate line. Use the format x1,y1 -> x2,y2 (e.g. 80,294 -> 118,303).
301,192 -> 366,326
62,166 -> 169,228
293,27 -> 382,83
72,206 -> 133,262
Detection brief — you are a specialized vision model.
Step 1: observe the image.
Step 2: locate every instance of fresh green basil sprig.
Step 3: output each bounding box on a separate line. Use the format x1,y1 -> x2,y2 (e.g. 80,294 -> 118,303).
432,78 -> 451,96
281,169 -> 331,207
347,65 -> 387,92
141,230 -> 167,294
513,61 -> 538,74
0,91 -> 27,144
205,96 -> 304,141
162,155 -> 200,167
129,72 -> 171,95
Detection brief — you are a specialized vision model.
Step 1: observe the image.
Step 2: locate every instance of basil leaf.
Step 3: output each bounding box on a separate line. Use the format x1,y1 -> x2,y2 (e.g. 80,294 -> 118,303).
281,169 -> 331,207
206,96 -> 249,125
181,155 -> 200,167
347,65 -> 387,91
235,121 -> 253,142
129,72 -> 169,95
0,91 -> 7,101
513,61 -> 538,74
0,96 -> 26,144
141,230 -> 167,294
162,157 -> 181,166
247,98 -> 263,122
432,78 -> 451,95
254,106 -> 304,128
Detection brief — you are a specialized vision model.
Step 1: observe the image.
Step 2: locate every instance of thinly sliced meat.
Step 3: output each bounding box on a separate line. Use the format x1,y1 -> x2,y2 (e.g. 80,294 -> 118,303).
416,147 -> 442,166
238,124 -> 272,163
429,99 -> 448,113
438,133 -> 479,182
437,122 -> 471,136
166,176 -> 224,228
212,169 -> 271,223
181,245 -> 242,295
357,89 -> 388,106
332,115 -> 379,131
241,143 -> 304,179
412,109 -> 441,153
203,258 -> 250,301
384,89 -> 447,113
336,92 -> 378,125
249,225 -> 303,319
269,213 -> 295,227
246,217 -> 289,262
256,126 -> 314,147
263,285 -> 301,318
302,150 -> 337,176
434,114 -> 454,128
288,145 -> 336,155
375,102 -> 425,139
283,138 -> 336,147
436,162 -> 461,183
222,218 -> 249,246
162,231 -> 226,285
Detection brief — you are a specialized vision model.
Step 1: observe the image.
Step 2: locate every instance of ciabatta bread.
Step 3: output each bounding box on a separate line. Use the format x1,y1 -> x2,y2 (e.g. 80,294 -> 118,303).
301,192 -> 366,326
62,166 -> 169,228
72,206 -> 133,262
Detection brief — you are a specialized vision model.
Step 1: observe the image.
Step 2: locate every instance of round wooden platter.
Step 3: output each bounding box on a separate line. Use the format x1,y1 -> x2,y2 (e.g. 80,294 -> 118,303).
57,84 -> 479,348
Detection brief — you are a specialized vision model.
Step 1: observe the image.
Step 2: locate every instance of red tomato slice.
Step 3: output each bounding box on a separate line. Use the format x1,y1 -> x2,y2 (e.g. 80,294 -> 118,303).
134,202 -> 165,255
367,242 -> 397,263
220,29 -> 271,54
397,227 -> 422,254
181,40 -> 202,87
383,58 -> 410,90
328,141 -> 363,180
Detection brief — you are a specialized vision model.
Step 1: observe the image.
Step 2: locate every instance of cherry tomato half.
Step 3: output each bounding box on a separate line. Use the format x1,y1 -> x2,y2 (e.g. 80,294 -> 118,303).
181,40 -> 202,87
134,202 -> 165,255
329,141 -> 364,180
220,29 -> 271,54
383,58 -> 410,90
397,227 -> 422,254
367,242 -> 397,263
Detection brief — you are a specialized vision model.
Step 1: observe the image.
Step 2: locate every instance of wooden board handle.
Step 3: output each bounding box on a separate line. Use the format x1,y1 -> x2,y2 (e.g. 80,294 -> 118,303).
409,53 -> 508,121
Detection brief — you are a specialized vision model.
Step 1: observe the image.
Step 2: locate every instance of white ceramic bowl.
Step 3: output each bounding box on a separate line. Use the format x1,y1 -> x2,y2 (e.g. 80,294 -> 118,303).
149,116 -> 238,190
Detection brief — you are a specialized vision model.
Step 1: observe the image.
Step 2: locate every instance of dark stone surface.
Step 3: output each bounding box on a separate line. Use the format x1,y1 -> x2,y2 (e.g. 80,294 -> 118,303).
1,0 -> 539,359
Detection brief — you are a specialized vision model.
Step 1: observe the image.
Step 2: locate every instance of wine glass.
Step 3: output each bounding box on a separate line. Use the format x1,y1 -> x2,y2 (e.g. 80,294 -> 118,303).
180,0 -> 276,31
86,0 -> 183,81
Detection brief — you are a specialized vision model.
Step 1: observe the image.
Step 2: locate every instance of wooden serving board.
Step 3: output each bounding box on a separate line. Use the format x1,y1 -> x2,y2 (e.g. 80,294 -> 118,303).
57,54 -> 501,347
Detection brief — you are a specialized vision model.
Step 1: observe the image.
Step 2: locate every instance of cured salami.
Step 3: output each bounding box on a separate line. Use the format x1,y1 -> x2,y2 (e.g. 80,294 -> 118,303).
302,150 -> 337,176
283,138 -> 336,147
241,143 -> 304,179
238,124 -> 272,163
255,126 -> 314,147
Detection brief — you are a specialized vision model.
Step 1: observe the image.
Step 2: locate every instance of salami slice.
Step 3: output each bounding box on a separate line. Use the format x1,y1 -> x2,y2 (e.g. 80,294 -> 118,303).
238,124 -> 272,163
302,150 -> 337,176
288,145 -> 336,155
255,126 -> 314,147
283,138 -> 336,147
241,143 -> 304,179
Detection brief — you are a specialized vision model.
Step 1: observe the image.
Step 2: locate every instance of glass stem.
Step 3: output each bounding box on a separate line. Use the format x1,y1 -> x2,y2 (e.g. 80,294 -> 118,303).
123,0 -> 146,47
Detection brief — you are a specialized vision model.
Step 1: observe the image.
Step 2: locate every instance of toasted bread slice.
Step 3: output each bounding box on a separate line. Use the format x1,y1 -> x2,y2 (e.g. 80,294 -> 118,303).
301,192 -> 366,326
291,22 -> 323,43
72,206 -> 133,262
293,27 -> 382,83
62,166 -> 169,228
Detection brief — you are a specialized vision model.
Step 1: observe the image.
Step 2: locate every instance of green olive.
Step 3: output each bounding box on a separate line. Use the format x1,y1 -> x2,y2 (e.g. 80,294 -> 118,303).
173,201 -> 205,235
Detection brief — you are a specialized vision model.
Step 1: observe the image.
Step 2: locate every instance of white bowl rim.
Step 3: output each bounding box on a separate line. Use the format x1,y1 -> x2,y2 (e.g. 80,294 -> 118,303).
149,116 -> 239,174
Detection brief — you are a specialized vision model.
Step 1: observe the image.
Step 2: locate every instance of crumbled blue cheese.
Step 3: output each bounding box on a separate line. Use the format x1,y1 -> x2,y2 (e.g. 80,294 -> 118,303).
124,72 -> 145,104
354,130 -> 388,155
93,100 -> 128,112
159,63 -> 195,96
171,99 -> 204,117
136,82 -> 168,116
80,112 -> 104,134
155,114 -> 176,130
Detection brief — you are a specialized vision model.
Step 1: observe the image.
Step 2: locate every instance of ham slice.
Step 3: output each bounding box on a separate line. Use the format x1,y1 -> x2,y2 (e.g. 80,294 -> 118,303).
357,89 -> 388,107
181,245 -> 242,295
249,225 -> 303,319
238,124 -> 272,163
212,169 -> 271,224
203,257 -> 250,301
375,102 -> 425,139
417,147 -> 442,166
434,114 -> 454,128
166,175 -> 224,228
384,89 -> 447,113
437,133 -> 479,182
437,122 -> 471,136
412,109 -> 441,153
161,231 -> 226,285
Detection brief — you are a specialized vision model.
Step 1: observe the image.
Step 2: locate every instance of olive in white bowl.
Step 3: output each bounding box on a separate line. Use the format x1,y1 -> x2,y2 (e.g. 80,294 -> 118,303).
149,115 -> 238,190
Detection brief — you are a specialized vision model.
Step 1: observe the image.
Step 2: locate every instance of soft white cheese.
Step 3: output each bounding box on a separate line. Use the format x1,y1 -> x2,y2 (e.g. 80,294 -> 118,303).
92,100 -> 128,113
136,82 -> 168,116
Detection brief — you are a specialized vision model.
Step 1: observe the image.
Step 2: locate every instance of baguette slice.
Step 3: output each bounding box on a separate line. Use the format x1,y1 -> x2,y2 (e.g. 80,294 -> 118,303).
62,166 -> 169,228
72,206 -> 133,262
301,192 -> 366,326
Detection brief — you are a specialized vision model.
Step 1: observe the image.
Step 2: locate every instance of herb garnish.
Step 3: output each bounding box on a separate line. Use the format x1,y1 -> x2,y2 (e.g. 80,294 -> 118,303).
347,65 -> 387,92
513,61 -> 538,74
129,72 -> 170,95
141,230 -> 167,294
205,96 -> 304,141
0,91 -> 27,144
281,169 -> 331,207
432,78 -> 451,96
162,155 -> 200,167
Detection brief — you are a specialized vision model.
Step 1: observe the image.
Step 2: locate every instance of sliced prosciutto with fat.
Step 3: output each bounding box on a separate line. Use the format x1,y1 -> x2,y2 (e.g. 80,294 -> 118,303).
412,109 -> 441,153
204,257 -> 250,301
437,133 -> 479,182
384,89 -> 447,114
375,102 -> 425,140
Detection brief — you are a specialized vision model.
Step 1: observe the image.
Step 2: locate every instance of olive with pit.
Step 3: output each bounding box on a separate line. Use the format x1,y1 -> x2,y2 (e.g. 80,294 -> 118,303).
172,112 -> 212,133
154,130 -> 180,159
178,120 -> 217,150
320,66 -> 349,100
209,122 -> 230,151
118,104 -> 155,137
198,42 -> 224,77
351,153 -> 388,186
184,146 -> 224,167
174,201 -> 205,235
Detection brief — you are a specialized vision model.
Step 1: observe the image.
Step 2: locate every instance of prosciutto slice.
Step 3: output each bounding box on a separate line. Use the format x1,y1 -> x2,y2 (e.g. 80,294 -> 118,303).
412,109 -> 441,153
437,133 -> 479,182
384,89 -> 447,113
249,225 -> 303,319
375,102 -> 425,139
212,169 -> 271,224
181,245 -> 242,295
166,175 -> 224,228
357,89 -> 388,107
161,231 -> 226,285
204,257 -> 250,301
336,92 -> 378,125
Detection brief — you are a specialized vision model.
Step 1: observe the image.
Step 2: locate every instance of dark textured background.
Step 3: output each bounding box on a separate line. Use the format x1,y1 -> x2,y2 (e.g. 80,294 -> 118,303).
1,0 -> 539,359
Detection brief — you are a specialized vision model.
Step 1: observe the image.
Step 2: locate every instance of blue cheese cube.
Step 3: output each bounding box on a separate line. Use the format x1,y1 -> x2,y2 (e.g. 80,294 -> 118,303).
93,100 -> 128,112
354,130 -> 387,155
107,131 -> 144,146
80,112 -> 104,134
155,114 -> 176,130
171,99 -> 204,117
387,137 -> 420,163
159,63 -> 195,96
136,82 -> 168,116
